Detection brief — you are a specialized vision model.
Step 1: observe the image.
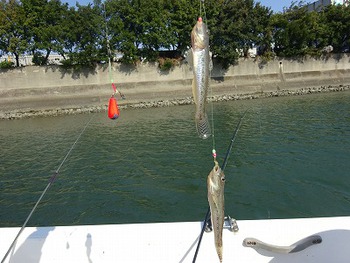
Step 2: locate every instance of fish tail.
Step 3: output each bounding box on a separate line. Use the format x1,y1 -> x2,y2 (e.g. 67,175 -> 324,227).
195,112 -> 211,139
217,246 -> 223,263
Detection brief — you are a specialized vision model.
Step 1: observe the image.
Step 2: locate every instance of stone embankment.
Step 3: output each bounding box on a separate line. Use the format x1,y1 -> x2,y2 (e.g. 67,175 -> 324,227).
1,84 -> 348,120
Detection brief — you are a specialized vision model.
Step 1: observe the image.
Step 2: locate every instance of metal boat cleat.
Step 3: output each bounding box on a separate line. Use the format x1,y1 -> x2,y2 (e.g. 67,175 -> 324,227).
204,218 -> 212,232
224,215 -> 239,232
204,215 -> 239,233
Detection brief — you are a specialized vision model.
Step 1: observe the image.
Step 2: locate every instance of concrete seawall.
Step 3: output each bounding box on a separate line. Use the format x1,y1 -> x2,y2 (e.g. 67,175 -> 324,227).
1,54 -> 350,118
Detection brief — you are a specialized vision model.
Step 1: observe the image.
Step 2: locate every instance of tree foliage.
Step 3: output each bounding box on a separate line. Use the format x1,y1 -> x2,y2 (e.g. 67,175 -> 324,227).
319,4 -> 350,53
0,0 -> 29,66
0,0 -> 349,68
210,0 -> 272,68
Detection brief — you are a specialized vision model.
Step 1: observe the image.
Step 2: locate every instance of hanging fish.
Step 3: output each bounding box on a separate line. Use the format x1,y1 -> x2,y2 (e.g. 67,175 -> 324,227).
207,161 -> 225,262
189,17 -> 212,139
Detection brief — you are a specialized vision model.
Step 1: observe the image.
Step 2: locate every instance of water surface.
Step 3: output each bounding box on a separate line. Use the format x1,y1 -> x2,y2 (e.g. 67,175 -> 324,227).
1,91 -> 349,227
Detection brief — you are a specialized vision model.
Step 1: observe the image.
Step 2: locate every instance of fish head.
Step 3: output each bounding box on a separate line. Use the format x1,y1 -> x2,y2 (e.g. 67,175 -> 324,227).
208,163 -> 225,192
191,17 -> 209,50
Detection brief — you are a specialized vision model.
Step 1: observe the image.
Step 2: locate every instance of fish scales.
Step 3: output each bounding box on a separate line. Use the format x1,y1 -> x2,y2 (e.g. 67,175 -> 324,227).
190,18 -> 212,139
207,163 -> 225,262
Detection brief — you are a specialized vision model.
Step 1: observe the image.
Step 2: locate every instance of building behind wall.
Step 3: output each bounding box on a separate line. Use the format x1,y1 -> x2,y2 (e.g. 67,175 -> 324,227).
307,0 -> 349,12
0,54 -> 64,66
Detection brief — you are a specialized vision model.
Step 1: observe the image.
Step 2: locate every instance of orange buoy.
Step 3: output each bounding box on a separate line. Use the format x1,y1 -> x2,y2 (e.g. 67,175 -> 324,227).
108,95 -> 120,119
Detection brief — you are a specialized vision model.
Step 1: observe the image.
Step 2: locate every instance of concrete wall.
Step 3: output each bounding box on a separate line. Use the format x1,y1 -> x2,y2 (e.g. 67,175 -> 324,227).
210,54 -> 350,93
1,54 -> 349,111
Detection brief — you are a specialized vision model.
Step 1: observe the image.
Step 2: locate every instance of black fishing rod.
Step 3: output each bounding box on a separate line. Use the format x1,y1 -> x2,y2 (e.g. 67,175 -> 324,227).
192,110 -> 248,263
1,115 -> 93,263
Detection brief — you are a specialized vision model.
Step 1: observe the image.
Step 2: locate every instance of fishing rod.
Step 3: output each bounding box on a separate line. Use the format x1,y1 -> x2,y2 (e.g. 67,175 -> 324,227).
1,116 -> 93,263
192,109 -> 248,263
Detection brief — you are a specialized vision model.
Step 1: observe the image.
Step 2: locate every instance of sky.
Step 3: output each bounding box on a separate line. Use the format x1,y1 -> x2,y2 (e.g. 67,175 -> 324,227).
257,0 -> 296,12
63,0 -> 297,13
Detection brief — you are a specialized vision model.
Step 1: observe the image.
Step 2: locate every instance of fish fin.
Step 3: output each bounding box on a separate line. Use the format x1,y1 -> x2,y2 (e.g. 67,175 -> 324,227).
217,246 -> 223,263
208,177 -> 215,194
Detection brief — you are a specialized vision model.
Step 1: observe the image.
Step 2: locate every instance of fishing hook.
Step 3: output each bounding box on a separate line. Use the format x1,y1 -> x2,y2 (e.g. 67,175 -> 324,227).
192,109 -> 248,263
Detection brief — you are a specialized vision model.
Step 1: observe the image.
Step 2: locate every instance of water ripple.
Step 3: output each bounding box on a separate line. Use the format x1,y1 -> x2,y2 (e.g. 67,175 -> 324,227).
1,91 -> 350,226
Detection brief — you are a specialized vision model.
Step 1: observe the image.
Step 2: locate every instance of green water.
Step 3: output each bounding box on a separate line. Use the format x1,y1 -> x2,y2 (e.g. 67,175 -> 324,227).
1,91 -> 350,227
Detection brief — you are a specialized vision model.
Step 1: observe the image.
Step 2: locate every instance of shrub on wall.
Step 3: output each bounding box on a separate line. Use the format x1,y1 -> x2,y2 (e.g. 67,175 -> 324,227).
158,58 -> 178,71
0,60 -> 14,69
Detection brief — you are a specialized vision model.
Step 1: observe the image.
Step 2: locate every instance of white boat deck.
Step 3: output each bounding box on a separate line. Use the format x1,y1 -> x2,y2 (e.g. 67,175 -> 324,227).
1,216 -> 350,262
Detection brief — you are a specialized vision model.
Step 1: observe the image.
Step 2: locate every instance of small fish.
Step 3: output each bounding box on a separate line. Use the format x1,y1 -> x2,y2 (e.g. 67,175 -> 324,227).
189,17 -> 212,139
207,162 -> 225,262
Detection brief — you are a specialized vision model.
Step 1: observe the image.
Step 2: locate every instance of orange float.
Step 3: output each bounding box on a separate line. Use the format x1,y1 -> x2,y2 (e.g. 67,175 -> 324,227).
108,95 -> 120,119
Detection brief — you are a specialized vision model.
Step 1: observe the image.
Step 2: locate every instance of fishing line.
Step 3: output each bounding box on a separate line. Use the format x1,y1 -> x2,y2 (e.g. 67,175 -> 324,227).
199,0 -> 216,162
206,14 -> 216,163
104,2 -> 124,99
192,110 -> 248,263
104,2 -> 113,88
200,0 -> 208,22
1,115 -> 94,263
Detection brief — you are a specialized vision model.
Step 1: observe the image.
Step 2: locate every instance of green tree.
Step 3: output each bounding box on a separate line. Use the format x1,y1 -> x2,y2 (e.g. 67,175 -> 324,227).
210,0 -> 271,68
164,0 -> 197,53
59,6 -> 80,60
1,0 -> 349,69
320,4 -> 350,53
0,0 -> 29,67
253,3 -> 273,57
271,3 -> 311,57
61,2 -> 105,67
107,0 -> 200,63
210,0 -> 240,68
107,0 -> 141,64
21,0 -> 70,65
137,0 -> 166,61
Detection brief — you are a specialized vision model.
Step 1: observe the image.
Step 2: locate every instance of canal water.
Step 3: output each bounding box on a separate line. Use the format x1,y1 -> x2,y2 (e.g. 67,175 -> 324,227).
1,91 -> 349,227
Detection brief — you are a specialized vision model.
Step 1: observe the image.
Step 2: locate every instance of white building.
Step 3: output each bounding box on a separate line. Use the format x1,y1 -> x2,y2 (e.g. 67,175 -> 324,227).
0,54 -> 64,66
307,0 -> 349,12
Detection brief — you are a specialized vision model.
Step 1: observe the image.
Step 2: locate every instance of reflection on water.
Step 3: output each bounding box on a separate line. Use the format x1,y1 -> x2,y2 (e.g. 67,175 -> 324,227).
0,91 -> 350,227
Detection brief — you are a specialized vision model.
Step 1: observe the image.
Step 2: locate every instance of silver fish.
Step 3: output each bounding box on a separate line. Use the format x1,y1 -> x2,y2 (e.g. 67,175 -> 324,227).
190,17 -> 212,139
207,162 -> 225,262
